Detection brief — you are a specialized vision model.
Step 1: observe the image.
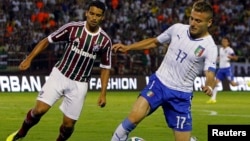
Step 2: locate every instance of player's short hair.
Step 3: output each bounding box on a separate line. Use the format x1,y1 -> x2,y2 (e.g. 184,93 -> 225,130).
88,1 -> 106,13
192,0 -> 213,19
222,36 -> 231,45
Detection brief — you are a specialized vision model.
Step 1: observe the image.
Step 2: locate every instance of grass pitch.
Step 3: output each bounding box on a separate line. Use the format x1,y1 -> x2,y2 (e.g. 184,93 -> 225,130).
0,91 -> 250,141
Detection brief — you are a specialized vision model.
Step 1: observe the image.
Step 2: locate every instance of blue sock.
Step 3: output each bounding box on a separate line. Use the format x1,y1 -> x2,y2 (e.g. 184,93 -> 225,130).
122,118 -> 136,132
111,118 -> 136,141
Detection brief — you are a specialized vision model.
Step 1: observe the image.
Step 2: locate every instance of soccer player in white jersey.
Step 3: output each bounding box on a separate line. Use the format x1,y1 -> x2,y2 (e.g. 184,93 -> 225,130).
6,1 -> 112,141
206,36 -> 243,103
111,1 -> 217,141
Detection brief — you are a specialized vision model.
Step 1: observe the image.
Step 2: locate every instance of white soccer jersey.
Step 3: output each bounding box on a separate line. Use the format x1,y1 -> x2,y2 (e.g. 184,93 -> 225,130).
218,46 -> 235,68
156,23 -> 217,92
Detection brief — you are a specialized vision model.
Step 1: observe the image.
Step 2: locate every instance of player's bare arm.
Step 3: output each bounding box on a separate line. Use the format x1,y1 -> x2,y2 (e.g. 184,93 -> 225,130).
126,38 -> 159,50
112,43 -> 127,53
227,55 -> 238,61
98,68 -> 110,108
202,70 -> 216,96
19,38 -> 49,71
112,38 -> 159,53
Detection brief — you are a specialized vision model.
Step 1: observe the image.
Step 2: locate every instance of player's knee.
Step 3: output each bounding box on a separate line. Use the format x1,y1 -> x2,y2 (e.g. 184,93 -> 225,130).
63,117 -> 77,127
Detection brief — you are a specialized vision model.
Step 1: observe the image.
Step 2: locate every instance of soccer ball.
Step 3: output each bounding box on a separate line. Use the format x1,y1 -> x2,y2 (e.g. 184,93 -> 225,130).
127,136 -> 145,141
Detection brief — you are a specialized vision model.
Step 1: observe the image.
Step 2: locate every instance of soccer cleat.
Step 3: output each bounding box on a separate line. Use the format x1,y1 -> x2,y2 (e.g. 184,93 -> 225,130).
190,136 -> 198,141
206,99 -> 216,104
6,131 -> 23,141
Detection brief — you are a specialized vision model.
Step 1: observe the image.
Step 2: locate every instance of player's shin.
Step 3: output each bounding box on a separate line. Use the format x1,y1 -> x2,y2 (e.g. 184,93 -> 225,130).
18,109 -> 41,137
111,118 -> 136,141
56,125 -> 74,141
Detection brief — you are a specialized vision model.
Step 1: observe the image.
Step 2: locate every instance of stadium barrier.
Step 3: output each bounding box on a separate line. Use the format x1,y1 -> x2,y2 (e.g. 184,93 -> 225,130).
0,75 -> 250,92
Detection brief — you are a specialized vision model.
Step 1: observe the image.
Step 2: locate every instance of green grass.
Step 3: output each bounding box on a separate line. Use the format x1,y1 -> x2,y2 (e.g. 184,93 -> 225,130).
0,91 -> 250,141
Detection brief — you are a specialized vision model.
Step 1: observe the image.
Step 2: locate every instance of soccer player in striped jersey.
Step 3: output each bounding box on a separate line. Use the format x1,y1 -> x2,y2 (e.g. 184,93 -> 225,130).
206,36 -> 244,104
6,1 -> 112,141
111,1 -> 217,141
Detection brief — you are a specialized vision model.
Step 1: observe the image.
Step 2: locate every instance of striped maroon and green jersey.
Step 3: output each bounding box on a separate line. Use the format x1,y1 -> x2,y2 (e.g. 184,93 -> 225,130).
47,21 -> 112,82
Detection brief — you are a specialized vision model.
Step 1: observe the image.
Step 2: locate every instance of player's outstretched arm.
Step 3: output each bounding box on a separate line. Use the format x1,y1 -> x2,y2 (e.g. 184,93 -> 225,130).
112,38 -> 159,53
227,54 -> 238,61
19,38 -> 49,71
112,43 -> 127,53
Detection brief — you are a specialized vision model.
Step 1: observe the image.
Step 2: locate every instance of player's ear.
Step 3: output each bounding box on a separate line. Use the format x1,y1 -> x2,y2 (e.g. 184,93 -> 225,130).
101,16 -> 105,21
85,11 -> 88,17
207,18 -> 212,28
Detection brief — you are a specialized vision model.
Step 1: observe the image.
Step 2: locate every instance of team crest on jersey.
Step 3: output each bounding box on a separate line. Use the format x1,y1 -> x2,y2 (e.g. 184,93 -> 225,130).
73,38 -> 80,47
93,43 -> 101,52
194,45 -> 205,57
146,90 -> 154,97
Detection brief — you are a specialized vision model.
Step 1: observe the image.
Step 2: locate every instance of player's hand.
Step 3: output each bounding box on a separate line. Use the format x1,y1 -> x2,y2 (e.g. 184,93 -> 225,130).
97,95 -> 106,108
19,58 -> 31,71
201,85 -> 213,96
112,43 -> 127,53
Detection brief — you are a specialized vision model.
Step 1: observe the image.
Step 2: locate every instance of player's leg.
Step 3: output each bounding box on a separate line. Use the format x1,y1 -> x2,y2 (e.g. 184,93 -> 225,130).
15,100 -> 51,138
111,74 -> 162,141
228,73 -> 245,87
174,131 -> 197,141
56,80 -> 88,141
174,131 -> 191,141
111,96 -> 150,141
229,78 -> 250,86
6,67 -> 65,141
162,88 -> 193,141
56,115 -> 77,141
6,100 -> 51,141
227,67 -> 241,86
207,79 -> 220,103
207,69 -> 224,103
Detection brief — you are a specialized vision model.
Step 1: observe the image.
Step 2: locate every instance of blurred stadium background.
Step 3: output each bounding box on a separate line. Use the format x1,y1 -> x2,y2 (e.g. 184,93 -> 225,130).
0,0 -> 249,92
0,1 -> 250,141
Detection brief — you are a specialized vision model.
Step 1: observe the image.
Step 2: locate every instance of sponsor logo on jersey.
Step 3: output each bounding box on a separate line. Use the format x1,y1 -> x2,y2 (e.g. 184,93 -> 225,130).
71,38 -> 97,59
72,46 -> 97,59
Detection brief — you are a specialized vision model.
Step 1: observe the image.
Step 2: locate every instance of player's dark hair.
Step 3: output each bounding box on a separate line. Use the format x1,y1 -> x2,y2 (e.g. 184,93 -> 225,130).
222,36 -> 231,45
88,1 -> 106,13
193,0 -> 213,19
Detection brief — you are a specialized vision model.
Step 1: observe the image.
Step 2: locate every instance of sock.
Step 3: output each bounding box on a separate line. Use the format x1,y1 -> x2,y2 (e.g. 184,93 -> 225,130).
56,125 -> 74,141
211,87 -> 218,100
111,118 -> 136,141
18,109 -> 41,137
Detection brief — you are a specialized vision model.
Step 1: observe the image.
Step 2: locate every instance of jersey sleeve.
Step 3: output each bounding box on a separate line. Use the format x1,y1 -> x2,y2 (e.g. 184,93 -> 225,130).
229,47 -> 235,56
156,24 -> 175,44
47,23 -> 71,43
204,44 -> 218,73
99,39 -> 112,69
156,23 -> 184,44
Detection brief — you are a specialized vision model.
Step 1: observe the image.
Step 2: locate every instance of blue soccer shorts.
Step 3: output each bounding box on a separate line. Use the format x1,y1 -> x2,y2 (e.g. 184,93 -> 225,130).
216,67 -> 234,82
140,74 -> 193,131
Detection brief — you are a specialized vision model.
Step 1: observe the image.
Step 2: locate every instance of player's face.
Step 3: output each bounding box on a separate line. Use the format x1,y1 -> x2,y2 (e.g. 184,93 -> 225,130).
189,9 -> 212,39
85,6 -> 104,32
221,38 -> 229,47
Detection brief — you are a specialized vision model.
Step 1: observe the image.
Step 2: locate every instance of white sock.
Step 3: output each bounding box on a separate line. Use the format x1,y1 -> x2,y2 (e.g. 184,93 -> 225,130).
190,136 -> 197,141
211,87 -> 218,100
111,124 -> 129,141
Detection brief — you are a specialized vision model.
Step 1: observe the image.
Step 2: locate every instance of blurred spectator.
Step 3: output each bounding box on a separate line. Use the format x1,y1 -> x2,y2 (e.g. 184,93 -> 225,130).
1,0 -> 250,75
